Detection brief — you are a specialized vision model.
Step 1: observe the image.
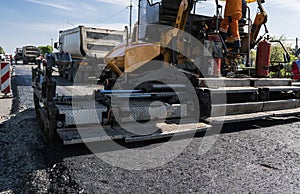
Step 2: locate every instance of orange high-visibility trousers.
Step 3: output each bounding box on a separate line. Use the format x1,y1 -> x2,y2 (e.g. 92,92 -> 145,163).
220,0 -> 242,41
220,14 -> 241,41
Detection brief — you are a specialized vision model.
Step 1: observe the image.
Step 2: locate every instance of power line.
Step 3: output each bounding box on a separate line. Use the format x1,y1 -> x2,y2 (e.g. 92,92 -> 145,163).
66,21 -> 75,27
99,7 -> 128,23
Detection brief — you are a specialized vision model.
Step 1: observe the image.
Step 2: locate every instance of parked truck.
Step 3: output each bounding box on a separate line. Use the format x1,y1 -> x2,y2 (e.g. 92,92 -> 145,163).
14,48 -> 23,64
22,46 -> 40,64
53,25 -> 126,81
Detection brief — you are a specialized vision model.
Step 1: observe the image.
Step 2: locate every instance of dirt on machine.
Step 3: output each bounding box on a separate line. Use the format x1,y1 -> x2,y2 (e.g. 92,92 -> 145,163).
32,0 -> 300,145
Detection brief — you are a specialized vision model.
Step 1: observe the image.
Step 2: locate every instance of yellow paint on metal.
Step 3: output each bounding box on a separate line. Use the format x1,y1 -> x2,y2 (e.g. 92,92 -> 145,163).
246,0 -> 258,3
124,43 -> 161,73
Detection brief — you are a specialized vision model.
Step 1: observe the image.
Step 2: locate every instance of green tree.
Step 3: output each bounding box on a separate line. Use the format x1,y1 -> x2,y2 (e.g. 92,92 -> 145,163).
270,36 -> 288,64
38,45 -> 53,55
0,46 -> 5,54
269,35 -> 293,78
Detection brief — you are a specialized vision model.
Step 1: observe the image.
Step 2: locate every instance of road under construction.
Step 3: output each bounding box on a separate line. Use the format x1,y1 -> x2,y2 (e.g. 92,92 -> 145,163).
31,0 -> 300,145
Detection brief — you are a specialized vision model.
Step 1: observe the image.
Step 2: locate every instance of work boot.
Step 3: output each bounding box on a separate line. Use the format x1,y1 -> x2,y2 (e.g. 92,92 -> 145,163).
232,40 -> 241,53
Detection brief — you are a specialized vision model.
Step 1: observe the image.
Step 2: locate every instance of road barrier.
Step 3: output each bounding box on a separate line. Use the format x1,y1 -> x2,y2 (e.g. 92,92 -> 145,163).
0,62 -> 11,95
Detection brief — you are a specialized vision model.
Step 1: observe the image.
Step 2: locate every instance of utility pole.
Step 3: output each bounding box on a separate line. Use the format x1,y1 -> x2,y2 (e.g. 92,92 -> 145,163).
47,32 -> 54,48
51,38 -> 53,48
129,0 -> 133,35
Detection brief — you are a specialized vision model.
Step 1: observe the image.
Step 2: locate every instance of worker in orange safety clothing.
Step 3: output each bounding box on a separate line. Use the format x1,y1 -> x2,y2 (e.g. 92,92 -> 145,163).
219,0 -> 245,53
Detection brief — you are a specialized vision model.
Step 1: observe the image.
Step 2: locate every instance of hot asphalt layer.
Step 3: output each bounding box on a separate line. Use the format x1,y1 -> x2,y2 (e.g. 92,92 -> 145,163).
1,64 -> 300,193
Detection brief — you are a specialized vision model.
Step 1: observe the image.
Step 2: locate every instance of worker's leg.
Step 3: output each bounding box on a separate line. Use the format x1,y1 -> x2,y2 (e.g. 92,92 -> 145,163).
230,15 -> 242,52
220,17 -> 229,42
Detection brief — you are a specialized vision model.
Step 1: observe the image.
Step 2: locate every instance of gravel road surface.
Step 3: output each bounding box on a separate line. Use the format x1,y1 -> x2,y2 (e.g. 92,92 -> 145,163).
0,64 -> 299,193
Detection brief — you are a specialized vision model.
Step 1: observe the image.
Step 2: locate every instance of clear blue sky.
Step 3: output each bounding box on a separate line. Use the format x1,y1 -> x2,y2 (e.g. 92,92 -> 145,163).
1,0 -> 299,54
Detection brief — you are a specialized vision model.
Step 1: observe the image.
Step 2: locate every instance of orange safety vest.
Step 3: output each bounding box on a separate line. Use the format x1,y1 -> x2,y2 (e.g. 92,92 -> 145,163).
224,0 -> 242,18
